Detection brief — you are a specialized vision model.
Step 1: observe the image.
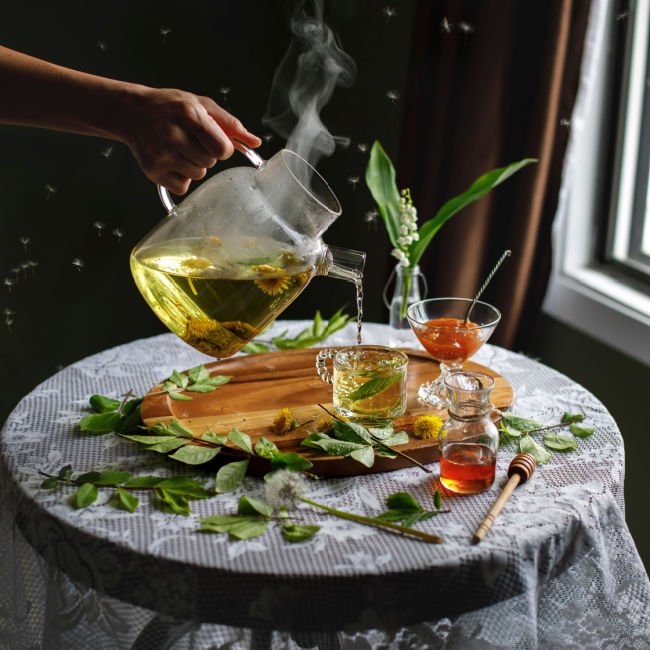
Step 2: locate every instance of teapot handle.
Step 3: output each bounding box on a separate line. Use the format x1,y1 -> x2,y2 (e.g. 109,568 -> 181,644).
156,139 -> 265,215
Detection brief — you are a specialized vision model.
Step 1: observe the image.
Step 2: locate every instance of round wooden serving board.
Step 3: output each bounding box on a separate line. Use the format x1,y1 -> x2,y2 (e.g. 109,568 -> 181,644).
141,347 -> 514,477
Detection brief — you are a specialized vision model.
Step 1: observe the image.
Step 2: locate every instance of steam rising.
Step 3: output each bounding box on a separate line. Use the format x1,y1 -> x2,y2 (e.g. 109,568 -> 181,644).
263,0 -> 356,173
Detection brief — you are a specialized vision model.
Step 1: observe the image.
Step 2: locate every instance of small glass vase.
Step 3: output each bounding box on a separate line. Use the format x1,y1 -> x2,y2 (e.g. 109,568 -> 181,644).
383,264 -> 428,348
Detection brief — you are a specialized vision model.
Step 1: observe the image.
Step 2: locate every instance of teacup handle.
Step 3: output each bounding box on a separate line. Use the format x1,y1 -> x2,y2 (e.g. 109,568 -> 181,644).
315,348 -> 337,384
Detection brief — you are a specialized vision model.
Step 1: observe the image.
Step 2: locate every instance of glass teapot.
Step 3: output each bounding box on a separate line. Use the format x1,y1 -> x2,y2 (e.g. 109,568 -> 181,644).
130,144 -> 365,358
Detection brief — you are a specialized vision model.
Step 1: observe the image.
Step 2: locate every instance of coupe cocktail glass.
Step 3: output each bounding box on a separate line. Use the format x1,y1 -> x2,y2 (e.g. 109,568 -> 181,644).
406,298 -> 501,408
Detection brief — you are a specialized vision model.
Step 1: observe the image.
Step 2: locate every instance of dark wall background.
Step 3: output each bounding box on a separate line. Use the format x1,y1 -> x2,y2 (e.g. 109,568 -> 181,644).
0,0 -> 416,422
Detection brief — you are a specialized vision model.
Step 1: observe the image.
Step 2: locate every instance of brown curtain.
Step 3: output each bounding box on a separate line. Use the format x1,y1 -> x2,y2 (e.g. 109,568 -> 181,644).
399,0 -> 591,352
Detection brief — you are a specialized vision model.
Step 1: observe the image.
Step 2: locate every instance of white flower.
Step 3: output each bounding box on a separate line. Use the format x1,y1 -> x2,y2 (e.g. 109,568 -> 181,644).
391,249 -> 409,266
264,469 -> 308,511
399,225 -> 409,235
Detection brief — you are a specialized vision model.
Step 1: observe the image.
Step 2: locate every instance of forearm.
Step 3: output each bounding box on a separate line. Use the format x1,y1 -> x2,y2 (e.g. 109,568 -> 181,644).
0,45 -> 138,141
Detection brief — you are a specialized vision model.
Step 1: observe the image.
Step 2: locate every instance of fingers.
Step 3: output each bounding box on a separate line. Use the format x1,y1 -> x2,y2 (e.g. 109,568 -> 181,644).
157,171 -> 192,196
199,98 -> 262,150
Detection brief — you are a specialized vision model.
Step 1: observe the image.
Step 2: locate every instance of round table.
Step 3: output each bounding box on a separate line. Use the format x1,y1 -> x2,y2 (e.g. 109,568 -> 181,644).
1,321 -> 649,649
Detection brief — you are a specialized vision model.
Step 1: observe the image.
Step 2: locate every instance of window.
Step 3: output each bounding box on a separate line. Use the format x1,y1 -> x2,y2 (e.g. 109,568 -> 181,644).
544,0 -> 650,366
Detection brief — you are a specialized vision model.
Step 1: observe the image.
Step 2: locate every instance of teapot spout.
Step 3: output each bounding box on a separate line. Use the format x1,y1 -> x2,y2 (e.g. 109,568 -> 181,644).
317,245 -> 366,283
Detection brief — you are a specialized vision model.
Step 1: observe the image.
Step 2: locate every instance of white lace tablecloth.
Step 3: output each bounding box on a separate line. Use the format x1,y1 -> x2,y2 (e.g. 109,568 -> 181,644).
1,321 -> 649,650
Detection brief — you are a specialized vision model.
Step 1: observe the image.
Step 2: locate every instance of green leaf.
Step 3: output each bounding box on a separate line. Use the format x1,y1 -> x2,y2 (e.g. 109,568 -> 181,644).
386,492 -> 422,512
184,383 -> 216,393
204,375 -> 232,386
562,412 -> 585,423
169,369 -> 189,389
282,523 -> 320,543
168,445 -> 221,465
255,436 -> 280,459
40,477 -> 59,489
116,406 -> 143,434
187,364 -> 211,384
544,433 -> 579,452
123,475 -> 164,488
238,495 -> 273,517
350,446 -> 376,467
79,412 -> 122,433
433,490 -> 442,510
375,509 -> 411,522
123,398 -> 143,416
519,434 -> 551,464
156,476 -> 208,491
376,431 -> 409,447
332,419 -> 373,444
199,514 -> 252,531
116,487 -> 139,512
77,470 -> 132,485
168,391 -> 193,401
121,433 -> 178,445
167,420 -> 196,438
58,464 -> 73,482
270,452 -> 313,472
215,459 -> 250,494
570,423 -> 594,438
345,375 -> 402,403
157,488 -> 190,515
228,429 -> 253,455
242,341 -> 270,354
228,518 -> 269,540
501,412 -> 546,435
75,483 -> 98,508
365,141 -> 402,249
409,158 -> 537,265
142,438 -> 188,453
500,420 -> 522,438
201,430 -> 228,446
89,395 -> 121,413
301,433 -> 368,457
367,425 -> 395,440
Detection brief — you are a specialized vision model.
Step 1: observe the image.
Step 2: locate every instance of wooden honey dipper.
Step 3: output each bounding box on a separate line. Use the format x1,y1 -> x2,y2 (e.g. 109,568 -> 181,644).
471,453 -> 536,544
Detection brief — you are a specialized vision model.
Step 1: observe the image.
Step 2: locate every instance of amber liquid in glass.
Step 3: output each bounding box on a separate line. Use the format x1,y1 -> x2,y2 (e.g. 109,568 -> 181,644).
439,442 -> 496,494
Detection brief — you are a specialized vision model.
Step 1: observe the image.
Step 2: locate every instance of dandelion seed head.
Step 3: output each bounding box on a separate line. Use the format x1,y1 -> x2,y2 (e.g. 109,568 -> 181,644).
347,175 -> 360,189
386,89 -> 400,104
441,17 -> 453,33
159,27 -> 171,44
264,469 -> 308,511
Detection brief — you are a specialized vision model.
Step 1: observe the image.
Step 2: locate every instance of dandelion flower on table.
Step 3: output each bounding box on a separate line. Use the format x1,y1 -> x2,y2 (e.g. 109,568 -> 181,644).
264,469 -> 308,511
316,417 -> 333,432
413,415 -> 444,440
272,408 -> 298,435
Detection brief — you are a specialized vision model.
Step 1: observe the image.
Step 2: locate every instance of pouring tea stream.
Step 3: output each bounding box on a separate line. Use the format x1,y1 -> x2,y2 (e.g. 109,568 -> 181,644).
131,144 -> 365,358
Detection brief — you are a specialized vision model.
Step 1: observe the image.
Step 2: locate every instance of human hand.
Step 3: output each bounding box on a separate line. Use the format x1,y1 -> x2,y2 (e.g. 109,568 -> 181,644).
122,87 -> 261,194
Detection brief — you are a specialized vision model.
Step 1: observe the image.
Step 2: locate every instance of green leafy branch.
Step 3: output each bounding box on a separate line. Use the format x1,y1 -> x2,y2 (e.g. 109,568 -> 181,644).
302,408 -> 431,473
500,411 -> 594,464
154,364 -> 232,402
242,307 -> 351,354
39,465 -> 213,515
199,486 -> 446,544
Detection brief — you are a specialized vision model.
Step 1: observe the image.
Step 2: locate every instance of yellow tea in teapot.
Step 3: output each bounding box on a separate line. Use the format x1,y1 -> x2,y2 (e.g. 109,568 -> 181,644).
130,238 -> 313,358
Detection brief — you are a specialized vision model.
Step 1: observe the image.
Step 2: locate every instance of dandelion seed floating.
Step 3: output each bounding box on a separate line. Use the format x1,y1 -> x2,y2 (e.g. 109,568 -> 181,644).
101,146 -> 113,159
3,308 -> 14,317
347,175 -> 360,191
382,6 -> 397,21
19,235 -> 30,252
72,258 -> 85,272
27,260 -> 38,274
616,10 -> 629,21
386,89 -> 400,104
458,21 -> 474,43
112,228 -> 125,242
364,209 -> 379,228
45,184 -> 57,199
559,118 -> 571,128
159,27 -> 171,45
357,142 -> 368,154
4,278 -> 14,292
97,41 -> 107,51
93,221 -> 106,237
219,86 -> 230,103
441,17 -> 453,33
11,267 -> 20,279
5,315 -> 13,333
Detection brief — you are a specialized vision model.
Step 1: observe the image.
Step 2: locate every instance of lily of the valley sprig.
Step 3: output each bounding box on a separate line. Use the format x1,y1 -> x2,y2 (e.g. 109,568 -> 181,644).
365,141 -> 536,318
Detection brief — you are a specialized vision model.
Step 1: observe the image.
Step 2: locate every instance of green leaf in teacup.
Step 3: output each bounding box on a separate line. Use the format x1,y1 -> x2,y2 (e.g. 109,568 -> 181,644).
345,374 -> 402,403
